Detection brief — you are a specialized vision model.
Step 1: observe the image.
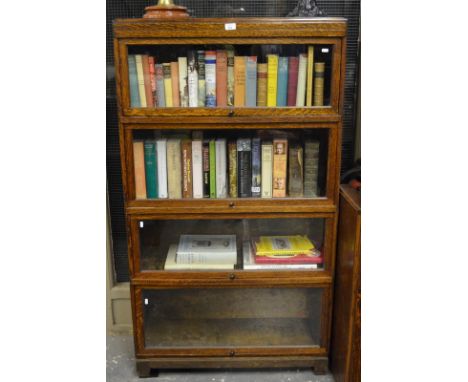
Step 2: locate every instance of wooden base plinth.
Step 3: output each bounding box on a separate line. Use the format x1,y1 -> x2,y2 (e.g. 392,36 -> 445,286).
143,5 -> 189,19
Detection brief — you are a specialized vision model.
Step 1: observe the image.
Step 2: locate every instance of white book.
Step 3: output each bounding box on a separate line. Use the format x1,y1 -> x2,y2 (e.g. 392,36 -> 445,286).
178,57 -> 189,107
165,244 -> 235,270
156,139 -> 168,198
187,51 -> 199,107
177,235 -> 237,264
215,139 -> 227,198
296,53 -> 308,107
192,140 -> 203,199
261,142 -> 273,198
135,55 -> 147,107
205,51 -> 217,107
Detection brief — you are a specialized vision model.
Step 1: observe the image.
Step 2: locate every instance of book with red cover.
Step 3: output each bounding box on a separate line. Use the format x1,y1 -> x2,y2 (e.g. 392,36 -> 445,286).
254,254 -> 323,264
216,50 -> 228,107
148,56 -> 157,107
287,56 -> 299,107
142,54 -> 154,107
181,139 -> 193,198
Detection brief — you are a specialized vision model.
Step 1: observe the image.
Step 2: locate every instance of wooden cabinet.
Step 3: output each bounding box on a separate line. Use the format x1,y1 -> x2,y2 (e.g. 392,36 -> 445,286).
113,17 -> 347,377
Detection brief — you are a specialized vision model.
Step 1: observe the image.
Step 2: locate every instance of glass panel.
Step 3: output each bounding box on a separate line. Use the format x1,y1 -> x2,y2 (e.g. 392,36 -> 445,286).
127,44 -> 333,109
139,217 -> 325,271
142,287 -> 323,348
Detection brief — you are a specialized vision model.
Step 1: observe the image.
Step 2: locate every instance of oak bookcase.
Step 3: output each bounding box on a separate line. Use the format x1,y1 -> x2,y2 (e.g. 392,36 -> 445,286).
113,17 -> 347,377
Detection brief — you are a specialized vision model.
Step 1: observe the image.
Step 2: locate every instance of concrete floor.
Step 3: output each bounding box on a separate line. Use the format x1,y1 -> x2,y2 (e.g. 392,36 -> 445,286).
107,335 -> 335,382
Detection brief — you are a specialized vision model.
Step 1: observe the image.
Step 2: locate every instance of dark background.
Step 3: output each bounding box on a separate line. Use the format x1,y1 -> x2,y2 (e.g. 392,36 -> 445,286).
106,0 -> 361,282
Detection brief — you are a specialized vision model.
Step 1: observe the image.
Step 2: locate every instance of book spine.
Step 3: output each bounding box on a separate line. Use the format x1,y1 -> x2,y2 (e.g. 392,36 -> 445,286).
202,140 -> 210,198
267,54 -> 278,107
127,55 -> 140,108
306,46 -> 314,107
188,50 -> 199,107
304,140 -> 320,197
144,140 -> 158,198
178,57 -> 188,107
215,139 -> 227,198
228,141 -> 238,198
181,140 -> 193,198
261,142 -> 273,198
296,53 -> 308,107
237,139 -> 252,198
234,56 -> 246,107
163,63 -> 173,107
216,50 -> 228,107
288,143 -> 304,197
277,57 -> 289,107
257,63 -> 268,107
170,61 -> 180,107
287,57 -> 299,107
273,139 -> 288,198
133,140 -> 147,199
197,50 -> 206,107
205,51 -> 217,107
176,252 -> 237,265
166,139 -> 182,199
251,138 -> 261,197
246,56 -> 258,107
148,57 -> 157,107
155,64 -> 166,107
192,140 -> 204,199
313,62 -> 325,106
209,140 -> 216,198
142,54 -> 154,107
227,49 -> 235,106
135,55 -> 147,107
156,139 -> 168,198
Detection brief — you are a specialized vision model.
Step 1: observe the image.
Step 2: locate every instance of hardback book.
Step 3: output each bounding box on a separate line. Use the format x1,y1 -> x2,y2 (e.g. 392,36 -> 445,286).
246,56 -> 258,107
251,138 -> 261,197
165,244 -> 235,270
187,50 -> 199,107
155,64 -> 166,107
215,139 -> 227,198
257,63 -> 268,107
228,141 -> 238,198
170,61 -> 180,107
192,140 -> 204,199
156,139 -> 168,198
288,142 -> 304,197
227,48 -> 235,106
303,140 -> 320,197
135,55 -> 147,107
142,54 -> 154,107
234,56 -> 246,107
306,46 -> 315,107
144,140 -> 158,199
162,63 -> 173,107
276,56 -> 289,107
166,139 -> 182,199
202,140 -> 210,198
181,140 -> 193,198
197,50 -> 206,107
177,235 -> 237,265
296,53 -> 308,107
272,139 -> 288,198
261,141 -> 273,198
313,62 -> 325,106
252,235 -> 316,257
148,56 -> 157,107
133,140 -> 147,199
287,56 -> 299,107
255,253 -> 323,265
237,138 -> 252,198
178,57 -> 189,107
205,51 -> 217,107
209,139 -> 216,198
127,55 -> 140,108
216,50 -> 228,107
266,54 -> 279,107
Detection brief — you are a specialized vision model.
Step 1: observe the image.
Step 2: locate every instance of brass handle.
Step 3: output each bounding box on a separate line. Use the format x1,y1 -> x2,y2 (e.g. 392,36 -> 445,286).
229,273 -> 236,280
228,109 -> 235,117
229,350 -> 235,357
229,202 -> 235,208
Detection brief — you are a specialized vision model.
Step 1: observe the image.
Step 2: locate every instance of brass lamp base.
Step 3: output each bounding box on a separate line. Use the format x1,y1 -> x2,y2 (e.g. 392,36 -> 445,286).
143,4 -> 189,19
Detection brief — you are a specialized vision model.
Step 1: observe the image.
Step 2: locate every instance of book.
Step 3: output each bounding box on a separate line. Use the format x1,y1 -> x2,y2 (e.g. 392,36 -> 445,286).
246,56 -> 258,107
228,141 -> 238,198
178,57 -> 189,107
252,235 -> 316,257
142,55 -> 154,107
233,56 -> 246,107
177,235 -> 237,264
313,62 -> 325,106
306,46 -> 314,107
166,139 -> 182,199
296,53 -> 307,107
251,138 -> 261,197
192,140 -> 204,199
156,139 -> 168,198
188,50 -> 199,107
215,139 -> 227,198
261,141 -> 273,198
155,64 -> 166,107
165,244 -> 235,270
135,55 -> 147,107
216,50 -> 228,107
272,139 -> 288,198
266,54 -> 279,107
144,140 -> 158,199
170,61 -> 180,107
237,138 -> 252,198
133,140 -> 147,199
257,63 -> 268,107
276,57 -> 289,107
163,63 -> 173,107
205,51 -> 217,107
288,142 -> 304,197
227,48 -> 235,106
209,139 -> 216,198
255,253 -> 323,265
181,140 -> 193,198
127,55 -> 140,108
303,140 -> 320,197
202,140 -> 210,198
148,56 -> 157,107
197,50 -> 206,107
287,57 -> 299,107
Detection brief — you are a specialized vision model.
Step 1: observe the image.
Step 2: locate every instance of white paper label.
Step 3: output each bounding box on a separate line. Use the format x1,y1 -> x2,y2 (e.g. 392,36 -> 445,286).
225,23 -> 236,31
321,48 -> 330,53
144,298 -> 148,305
139,221 -> 144,228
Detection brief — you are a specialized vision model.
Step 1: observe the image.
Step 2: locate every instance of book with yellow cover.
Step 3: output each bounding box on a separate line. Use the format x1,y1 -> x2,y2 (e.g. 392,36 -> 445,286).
306,46 -> 314,107
252,235 -> 316,257
267,54 -> 278,107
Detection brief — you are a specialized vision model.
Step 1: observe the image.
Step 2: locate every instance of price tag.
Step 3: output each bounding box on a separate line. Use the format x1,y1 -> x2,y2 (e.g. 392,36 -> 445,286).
144,298 -> 149,305
139,221 -> 144,228
321,48 -> 330,53
225,23 -> 237,31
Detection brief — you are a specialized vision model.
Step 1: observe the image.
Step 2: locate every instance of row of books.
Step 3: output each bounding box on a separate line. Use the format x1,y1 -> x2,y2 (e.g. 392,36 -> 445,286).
133,136 -> 320,200
127,46 -> 325,109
